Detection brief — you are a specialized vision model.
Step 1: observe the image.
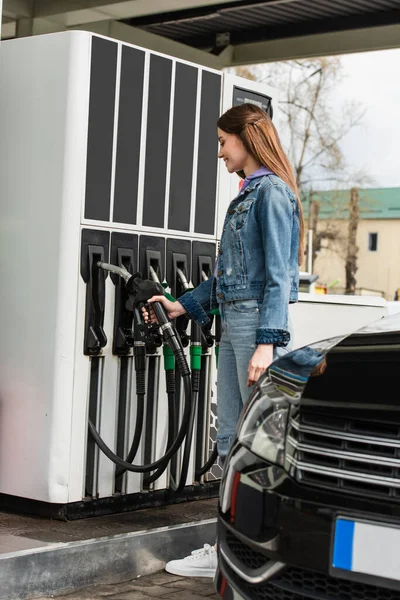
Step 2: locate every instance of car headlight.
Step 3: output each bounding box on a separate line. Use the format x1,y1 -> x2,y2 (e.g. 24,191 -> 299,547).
238,384 -> 288,465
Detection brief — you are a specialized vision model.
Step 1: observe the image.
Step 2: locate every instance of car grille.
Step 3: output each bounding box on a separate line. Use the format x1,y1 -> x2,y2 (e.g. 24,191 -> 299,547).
286,410 -> 400,500
224,563 -> 400,600
225,529 -> 268,570
276,567 -> 400,600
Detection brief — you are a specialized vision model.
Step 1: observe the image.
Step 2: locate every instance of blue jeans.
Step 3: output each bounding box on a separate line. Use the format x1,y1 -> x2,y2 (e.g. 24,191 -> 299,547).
216,299 -> 293,459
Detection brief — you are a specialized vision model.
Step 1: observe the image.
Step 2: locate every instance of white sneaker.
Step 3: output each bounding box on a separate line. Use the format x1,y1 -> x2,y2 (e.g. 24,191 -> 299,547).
165,543 -> 217,578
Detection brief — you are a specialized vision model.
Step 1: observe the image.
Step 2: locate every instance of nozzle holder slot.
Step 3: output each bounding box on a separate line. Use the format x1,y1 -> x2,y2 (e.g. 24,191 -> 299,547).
192,241 -> 216,286
139,235 -> 165,283
198,256 -> 212,282
173,253 -> 188,296
146,250 -> 162,283
167,238 -> 191,298
110,232 -> 139,355
81,229 -> 110,356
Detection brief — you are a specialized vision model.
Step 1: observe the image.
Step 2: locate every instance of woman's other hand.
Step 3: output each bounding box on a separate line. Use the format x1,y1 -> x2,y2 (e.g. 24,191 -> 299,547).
141,296 -> 186,324
247,344 -> 274,387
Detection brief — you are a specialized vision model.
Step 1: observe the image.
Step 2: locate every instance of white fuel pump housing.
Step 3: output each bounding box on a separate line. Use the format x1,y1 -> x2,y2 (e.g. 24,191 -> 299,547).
0,30 -> 279,513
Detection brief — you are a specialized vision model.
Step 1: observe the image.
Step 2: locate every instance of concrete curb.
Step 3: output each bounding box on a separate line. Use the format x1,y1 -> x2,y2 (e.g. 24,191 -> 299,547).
0,518 -> 217,600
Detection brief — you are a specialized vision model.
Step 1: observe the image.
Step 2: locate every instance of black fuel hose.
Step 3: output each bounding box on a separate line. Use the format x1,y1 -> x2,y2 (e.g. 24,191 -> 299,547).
145,369 -> 177,485
195,443 -> 219,479
88,262 -> 216,484
120,392 -> 144,466
88,264 -> 193,474
171,317 -> 202,492
115,342 -> 146,478
172,371 -> 200,492
195,313 -> 220,480
88,369 -> 191,473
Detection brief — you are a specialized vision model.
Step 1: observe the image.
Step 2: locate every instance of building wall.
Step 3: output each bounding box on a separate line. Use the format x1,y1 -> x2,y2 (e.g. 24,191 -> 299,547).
313,218 -> 400,300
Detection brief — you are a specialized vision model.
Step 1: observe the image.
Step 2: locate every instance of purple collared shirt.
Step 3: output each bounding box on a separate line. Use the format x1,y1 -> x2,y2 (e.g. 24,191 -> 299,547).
240,165 -> 275,191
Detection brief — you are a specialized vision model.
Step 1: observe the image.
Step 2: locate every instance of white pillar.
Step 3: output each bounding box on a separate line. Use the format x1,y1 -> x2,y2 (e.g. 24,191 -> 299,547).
307,229 -> 313,274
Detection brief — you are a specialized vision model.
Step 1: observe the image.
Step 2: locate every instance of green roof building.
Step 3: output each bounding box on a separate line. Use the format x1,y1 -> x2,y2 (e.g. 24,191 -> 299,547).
301,187 -> 400,300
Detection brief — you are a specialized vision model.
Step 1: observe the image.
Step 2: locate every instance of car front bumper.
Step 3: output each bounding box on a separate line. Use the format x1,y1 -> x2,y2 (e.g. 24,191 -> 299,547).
215,443 -> 400,600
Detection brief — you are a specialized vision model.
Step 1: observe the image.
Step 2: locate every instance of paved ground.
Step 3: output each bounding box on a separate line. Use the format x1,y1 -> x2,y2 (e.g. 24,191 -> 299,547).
0,499 -> 219,545
35,572 -> 219,600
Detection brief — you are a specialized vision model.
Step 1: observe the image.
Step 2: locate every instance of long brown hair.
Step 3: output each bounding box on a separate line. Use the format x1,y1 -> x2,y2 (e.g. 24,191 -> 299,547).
218,103 -> 305,265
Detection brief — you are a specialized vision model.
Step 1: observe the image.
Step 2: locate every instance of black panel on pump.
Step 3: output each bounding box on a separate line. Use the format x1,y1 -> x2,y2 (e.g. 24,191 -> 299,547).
168,63 -> 198,232
113,47 -> 145,225
194,71 -> 221,235
142,56 -> 172,228
232,86 -> 273,119
85,38 -> 118,221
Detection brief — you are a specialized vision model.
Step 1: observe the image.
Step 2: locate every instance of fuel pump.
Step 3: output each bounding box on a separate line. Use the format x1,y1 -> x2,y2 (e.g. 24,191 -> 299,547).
166,241 -> 192,487
88,262 -> 193,476
108,233 -> 144,493
114,306 -> 147,482
145,262 -> 179,487
90,259 -> 219,490
80,229 -> 110,497
190,242 -> 221,482
172,265 -> 202,492
0,29 -> 284,516
139,238 -> 165,483
195,268 -> 220,482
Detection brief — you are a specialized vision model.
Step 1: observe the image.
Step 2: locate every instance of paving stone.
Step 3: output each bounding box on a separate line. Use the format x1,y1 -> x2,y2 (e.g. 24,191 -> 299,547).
164,576 -> 216,593
162,592 -> 215,600
57,582 -> 138,598
110,582 -> 177,597
143,572 -> 183,586
30,571 -> 219,600
105,593 -> 155,600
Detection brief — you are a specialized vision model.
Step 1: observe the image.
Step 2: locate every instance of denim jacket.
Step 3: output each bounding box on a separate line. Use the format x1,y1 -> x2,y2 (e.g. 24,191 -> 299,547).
179,174 -> 300,346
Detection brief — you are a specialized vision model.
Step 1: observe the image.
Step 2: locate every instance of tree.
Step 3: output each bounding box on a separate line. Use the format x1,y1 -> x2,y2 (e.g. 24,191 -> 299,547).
345,188 -> 360,294
233,58 -> 365,191
307,192 -> 337,269
231,58 -> 367,286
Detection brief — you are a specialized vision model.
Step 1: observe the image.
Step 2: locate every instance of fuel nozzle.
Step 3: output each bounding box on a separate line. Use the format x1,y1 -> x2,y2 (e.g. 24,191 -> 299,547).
176,267 -> 191,291
97,262 -> 188,375
97,261 -> 164,314
97,261 -> 132,283
168,265 -> 191,348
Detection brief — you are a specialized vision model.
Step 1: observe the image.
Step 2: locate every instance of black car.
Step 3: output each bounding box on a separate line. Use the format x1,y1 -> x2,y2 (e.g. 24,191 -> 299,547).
215,311 -> 400,600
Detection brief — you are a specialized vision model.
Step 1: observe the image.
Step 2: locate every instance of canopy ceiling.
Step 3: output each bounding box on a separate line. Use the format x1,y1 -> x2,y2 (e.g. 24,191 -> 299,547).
3,0 -> 400,68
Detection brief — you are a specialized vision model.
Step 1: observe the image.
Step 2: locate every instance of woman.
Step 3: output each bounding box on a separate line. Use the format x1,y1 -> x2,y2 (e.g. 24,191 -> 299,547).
145,103 -> 304,578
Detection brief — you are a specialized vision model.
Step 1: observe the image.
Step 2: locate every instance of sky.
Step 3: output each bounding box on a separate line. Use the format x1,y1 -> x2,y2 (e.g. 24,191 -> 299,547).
319,47 -> 400,189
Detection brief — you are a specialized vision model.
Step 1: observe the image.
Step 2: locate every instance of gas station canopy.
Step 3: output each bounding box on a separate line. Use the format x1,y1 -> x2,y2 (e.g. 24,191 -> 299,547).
3,0 -> 400,68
